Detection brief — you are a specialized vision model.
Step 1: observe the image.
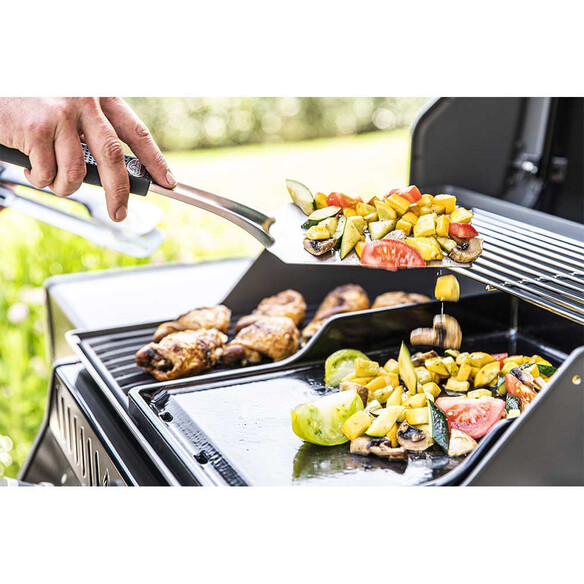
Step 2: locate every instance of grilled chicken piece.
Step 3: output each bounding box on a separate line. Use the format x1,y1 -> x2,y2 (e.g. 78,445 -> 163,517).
234,289 -> 306,333
301,284 -> 370,343
136,328 -> 228,381
223,316 -> 300,366
372,291 -> 430,309
153,305 -> 231,342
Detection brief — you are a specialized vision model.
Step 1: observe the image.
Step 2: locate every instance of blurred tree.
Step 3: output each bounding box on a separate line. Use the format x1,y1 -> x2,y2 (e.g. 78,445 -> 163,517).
125,97 -> 429,151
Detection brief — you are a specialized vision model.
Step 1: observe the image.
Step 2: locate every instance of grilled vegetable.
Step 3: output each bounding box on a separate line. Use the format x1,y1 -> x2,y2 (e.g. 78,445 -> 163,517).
291,389 -> 364,446
448,429 -> 477,456
303,238 -> 338,256
399,342 -> 418,395
365,405 -> 404,437
428,400 -> 449,453
369,220 -> 396,240
449,222 -> 479,239
449,207 -> 473,224
301,205 -> 341,229
434,194 -> 456,213
436,396 -> 505,439
325,349 -> 370,387
474,361 -> 501,387
350,436 -> 407,459
361,240 -> 426,271
374,200 -> 397,221
340,216 -> 362,259
449,237 -> 483,263
405,236 -> 443,261
396,421 -> 434,451
355,358 -> 379,378
287,179 -> 315,215
340,382 -> 368,408
327,192 -> 361,208
341,410 -> 372,441
434,275 -> 460,302
413,213 -> 437,237
305,224 -> 332,240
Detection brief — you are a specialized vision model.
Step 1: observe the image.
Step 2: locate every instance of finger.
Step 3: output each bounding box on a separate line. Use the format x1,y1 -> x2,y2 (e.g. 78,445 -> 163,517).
80,106 -> 129,222
49,127 -> 86,197
25,129 -> 57,189
100,97 -> 176,188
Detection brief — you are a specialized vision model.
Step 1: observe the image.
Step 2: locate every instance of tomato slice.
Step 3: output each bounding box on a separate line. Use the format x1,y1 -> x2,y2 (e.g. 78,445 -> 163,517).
397,185 -> 422,203
361,240 -> 426,271
327,192 -> 361,208
449,223 -> 479,239
491,353 -> 508,366
435,396 -> 505,439
505,374 -> 537,406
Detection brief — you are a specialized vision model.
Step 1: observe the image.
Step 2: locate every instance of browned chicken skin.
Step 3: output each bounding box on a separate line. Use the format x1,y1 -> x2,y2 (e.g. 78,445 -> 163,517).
302,284 -> 370,343
234,289 -> 306,333
372,291 -> 430,309
136,328 -> 228,381
153,305 -> 231,342
223,316 -> 300,366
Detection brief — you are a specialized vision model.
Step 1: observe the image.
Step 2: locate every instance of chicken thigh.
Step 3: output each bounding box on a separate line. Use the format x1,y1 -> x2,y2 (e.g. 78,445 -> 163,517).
153,305 -> 231,342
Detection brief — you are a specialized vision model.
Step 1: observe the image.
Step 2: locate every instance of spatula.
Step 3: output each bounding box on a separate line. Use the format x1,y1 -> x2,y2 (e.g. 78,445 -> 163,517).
0,143 -> 469,268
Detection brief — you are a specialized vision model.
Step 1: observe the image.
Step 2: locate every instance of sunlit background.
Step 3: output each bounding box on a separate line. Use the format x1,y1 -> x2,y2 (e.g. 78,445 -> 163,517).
0,97 -> 431,478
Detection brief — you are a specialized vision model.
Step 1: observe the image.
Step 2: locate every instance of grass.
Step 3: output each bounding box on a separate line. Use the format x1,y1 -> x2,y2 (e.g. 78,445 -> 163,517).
0,128 -> 410,479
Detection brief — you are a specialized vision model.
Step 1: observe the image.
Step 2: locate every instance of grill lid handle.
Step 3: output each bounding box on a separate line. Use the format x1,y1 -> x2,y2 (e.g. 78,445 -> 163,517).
0,143 -> 152,196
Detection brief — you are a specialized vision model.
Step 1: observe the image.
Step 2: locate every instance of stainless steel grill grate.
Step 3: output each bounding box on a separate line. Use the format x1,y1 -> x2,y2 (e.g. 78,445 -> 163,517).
455,209 -> 584,324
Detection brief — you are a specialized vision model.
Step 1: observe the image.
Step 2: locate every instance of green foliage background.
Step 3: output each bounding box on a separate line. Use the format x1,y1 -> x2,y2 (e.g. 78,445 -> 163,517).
0,97 -> 426,479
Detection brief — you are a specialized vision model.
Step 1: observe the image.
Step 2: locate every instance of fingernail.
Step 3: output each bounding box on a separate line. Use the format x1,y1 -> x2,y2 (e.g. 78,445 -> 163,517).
166,170 -> 177,187
115,205 -> 127,221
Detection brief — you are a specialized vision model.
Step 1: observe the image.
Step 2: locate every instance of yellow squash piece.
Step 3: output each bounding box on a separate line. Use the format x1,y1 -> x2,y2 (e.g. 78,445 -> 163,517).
369,220 -> 396,240
405,407 -> 429,425
415,366 -> 432,386
355,241 -> 366,259
343,207 -> 357,218
445,378 -> 470,392
341,410 -> 372,441
407,393 -> 427,408
474,361 -> 501,387
425,357 -> 450,377
419,194 -> 434,207
468,388 -> 493,399
348,215 -> 367,234
386,423 -> 398,447
441,356 -> 459,376
401,211 -> 419,225
386,386 -> 404,407
365,376 -> 389,392
370,386 -> 394,404
384,358 -> 399,374
434,194 -> 456,214
320,217 -> 338,237
374,200 -> 397,221
365,406 -> 405,437
422,382 -> 442,398
356,202 -> 376,217
413,213 -> 437,237
436,215 -> 450,237
450,207 -> 473,224
395,219 -> 412,235
434,275 -> 460,302
387,193 -> 410,215
406,237 -> 443,261
355,358 -> 379,378
469,352 -> 495,368
314,193 -> 328,209
305,225 -> 331,240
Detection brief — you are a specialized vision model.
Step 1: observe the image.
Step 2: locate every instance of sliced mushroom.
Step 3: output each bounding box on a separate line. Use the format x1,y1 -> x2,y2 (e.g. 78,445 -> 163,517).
449,237 -> 483,263
410,327 -> 438,346
396,421 -> 434,451
340,381 -> 368,407
350,436 -> 407,459
448,428 -> 478,457
303,237 -> 338,256
433,314 -> 462,349
534,376 -> 546,391
412,350 -> 439,365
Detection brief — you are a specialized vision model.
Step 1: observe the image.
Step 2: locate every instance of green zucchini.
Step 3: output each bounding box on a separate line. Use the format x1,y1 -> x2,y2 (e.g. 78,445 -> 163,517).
286,179 -> 315,215
369,219 -> 396,240
428,400 -> 449,454
496,374 -> 507,395
536,364 -> 556,377
340,216 -> 362,259
398,342 -> 418,395
332,214 -> 346,241
301,205 -> 341,229
506,393 -> 519,413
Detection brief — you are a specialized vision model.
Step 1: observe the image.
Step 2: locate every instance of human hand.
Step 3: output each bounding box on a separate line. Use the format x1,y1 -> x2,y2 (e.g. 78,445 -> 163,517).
0,97 -> 176,221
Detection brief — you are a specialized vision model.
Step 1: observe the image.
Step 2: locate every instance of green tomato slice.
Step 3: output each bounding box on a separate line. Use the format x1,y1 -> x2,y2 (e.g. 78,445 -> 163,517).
324,349 -> 370,387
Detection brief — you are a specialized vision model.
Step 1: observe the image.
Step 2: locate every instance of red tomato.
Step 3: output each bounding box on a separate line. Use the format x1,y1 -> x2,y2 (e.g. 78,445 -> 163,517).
398,185 -> 422,203
491,353 -> 508,366
361,240 -> 426,271
435,396 -> 505,439
449,223 -> 479,239
505,374 -> 537,405
384,188 -> 400,197
326,192 -> 361,208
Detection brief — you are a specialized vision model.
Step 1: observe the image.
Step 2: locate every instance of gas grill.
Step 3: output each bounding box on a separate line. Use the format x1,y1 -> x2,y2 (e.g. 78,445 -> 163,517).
11,97 -> 584,487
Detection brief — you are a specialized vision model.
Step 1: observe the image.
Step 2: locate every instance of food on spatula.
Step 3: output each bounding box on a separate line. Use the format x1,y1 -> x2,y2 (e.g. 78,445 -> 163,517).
288,181 -> 483,268
234,289 -> 306,332
223,316 -> 300,366
153,305 -> 231,342
291,341 -> 556,461
301,284 -> 370,343
135,328 -> 228,381
434,275 -> 460,302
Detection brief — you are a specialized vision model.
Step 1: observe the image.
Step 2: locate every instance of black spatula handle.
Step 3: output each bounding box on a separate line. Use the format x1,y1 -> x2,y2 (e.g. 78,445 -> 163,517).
0,143 -> 152,196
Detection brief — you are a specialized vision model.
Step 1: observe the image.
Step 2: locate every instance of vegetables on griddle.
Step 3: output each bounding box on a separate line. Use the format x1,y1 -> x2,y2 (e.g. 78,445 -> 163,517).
398,342 -> 418,395
301,205 -> 341,229
324,349 -> 370,388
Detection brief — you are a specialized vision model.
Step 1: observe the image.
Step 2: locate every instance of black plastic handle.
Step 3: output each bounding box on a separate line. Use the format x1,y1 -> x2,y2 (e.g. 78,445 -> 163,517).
0,143 -> 152,196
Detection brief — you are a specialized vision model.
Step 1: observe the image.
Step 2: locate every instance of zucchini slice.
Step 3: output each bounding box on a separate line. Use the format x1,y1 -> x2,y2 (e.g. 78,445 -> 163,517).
301,205 -> 341,229
369,219 -> 396,240
340,216 -> 362,259
398,342 -> 418,395
287,179 -> 315,215
428,400 -> 449,453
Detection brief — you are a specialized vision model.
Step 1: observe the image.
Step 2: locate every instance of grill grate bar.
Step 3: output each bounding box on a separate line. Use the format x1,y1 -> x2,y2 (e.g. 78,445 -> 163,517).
455,209 -> 584,325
